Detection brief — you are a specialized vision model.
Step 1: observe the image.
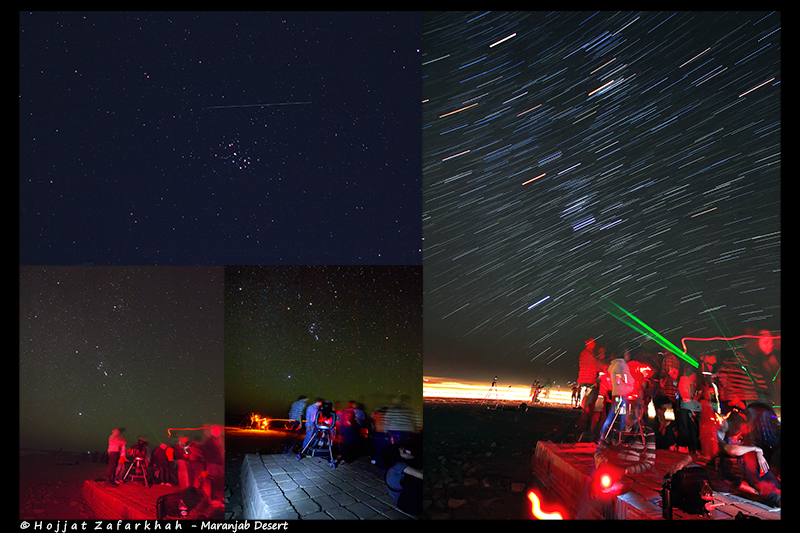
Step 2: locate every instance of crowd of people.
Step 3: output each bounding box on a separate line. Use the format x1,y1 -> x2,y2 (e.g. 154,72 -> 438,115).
571,329 -> 781,507
282,394 -> 423,516
103,424 -> 225,509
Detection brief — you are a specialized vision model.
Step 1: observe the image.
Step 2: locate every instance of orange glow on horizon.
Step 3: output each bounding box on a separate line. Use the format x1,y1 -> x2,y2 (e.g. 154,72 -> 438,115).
423,377 -> 576,407
236,415 -> 298,433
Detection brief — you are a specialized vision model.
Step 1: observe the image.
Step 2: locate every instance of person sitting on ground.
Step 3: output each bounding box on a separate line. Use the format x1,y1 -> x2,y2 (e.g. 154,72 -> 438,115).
713,409 -> 780,507
385,434 -> 423,516
652,398 -> 679,450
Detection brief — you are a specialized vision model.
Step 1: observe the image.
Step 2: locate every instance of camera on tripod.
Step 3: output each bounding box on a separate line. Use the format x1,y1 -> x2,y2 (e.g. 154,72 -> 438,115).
130,438 -> 148,459
124,438 -> 151,487
316,401 -> 337,429
297,401 -> 339,468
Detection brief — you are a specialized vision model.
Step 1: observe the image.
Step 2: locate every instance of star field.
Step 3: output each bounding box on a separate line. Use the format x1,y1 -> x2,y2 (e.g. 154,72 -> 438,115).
19,11 -> 422,265
422,12 -> 780,384
225,265 -> 422,419
19,266 -> 224,452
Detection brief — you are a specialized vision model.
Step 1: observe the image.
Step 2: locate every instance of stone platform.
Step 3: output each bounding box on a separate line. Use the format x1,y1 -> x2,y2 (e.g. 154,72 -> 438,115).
240,453 -> 417,520
531,441 -> 781,520
82,479 -> 223,520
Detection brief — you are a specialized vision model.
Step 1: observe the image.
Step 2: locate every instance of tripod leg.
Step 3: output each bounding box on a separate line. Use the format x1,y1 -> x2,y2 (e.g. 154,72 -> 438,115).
123,459 -> 135,481
297,436 -> 312,459
326,430 -> 336,468
602,399 -> 622,442
298,429 -> 321,459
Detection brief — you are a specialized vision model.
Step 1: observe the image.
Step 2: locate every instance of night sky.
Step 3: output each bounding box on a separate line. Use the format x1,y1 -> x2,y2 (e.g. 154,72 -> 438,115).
19,11 -> 421,266
225,266 -> 422,421
19,266 -> 225,453
422,12 -> 780,386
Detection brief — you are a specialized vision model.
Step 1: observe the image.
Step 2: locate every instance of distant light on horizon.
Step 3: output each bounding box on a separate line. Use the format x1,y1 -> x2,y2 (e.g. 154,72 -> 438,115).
423,377 -> 576,406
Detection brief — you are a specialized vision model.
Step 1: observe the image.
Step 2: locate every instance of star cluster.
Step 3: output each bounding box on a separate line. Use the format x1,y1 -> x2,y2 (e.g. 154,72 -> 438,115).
422,12 -> 780,383
19,11 -> 422,265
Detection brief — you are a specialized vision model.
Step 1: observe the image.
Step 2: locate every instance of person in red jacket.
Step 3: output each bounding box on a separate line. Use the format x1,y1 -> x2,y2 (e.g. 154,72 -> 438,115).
572,339 -> 604,440
577,339 -> 600,388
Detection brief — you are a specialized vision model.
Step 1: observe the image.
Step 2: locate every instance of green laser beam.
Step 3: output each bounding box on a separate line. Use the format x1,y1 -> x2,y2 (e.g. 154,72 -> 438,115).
586,284 -> 699,367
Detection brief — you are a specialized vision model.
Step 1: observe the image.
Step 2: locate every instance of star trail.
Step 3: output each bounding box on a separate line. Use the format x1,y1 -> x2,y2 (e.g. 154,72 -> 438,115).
422,11 -> 780,385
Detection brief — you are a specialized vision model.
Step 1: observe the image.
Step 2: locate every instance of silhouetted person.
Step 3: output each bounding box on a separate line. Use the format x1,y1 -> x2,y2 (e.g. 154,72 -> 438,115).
745,329 -> 780,406
341,400 -> 361,463
385,434 -> 423,516
384,395 -> 420,446
284,395 -> 308,453
302,398 -> 324,449
652,397 -> 679,450
288,395 -> 308,431
717,349 -> 767,414
659,351 -> 681,412
152,443 -> 173,486
678,366 -> 701,452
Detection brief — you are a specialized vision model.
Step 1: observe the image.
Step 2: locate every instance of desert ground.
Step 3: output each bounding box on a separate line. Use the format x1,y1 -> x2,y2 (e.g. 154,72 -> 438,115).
20,449 -> 109,520
423,400 -> 582,519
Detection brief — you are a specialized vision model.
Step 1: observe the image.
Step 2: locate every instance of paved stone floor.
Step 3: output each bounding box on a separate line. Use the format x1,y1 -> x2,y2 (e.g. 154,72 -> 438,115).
240,452 -> 418,520
83,479 -> 224,520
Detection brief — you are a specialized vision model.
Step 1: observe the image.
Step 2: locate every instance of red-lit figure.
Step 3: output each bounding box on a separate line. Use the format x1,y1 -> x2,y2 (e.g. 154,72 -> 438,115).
713,410 -> 781,507
678,366 -> 701,453
152,442 -> 174,486
172,436 -> 191,491
200,424 -> 225,509
106,427 -> 126,487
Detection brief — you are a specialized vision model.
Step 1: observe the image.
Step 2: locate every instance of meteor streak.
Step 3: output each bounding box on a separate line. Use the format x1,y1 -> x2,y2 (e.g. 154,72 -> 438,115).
205,101 -> 312,109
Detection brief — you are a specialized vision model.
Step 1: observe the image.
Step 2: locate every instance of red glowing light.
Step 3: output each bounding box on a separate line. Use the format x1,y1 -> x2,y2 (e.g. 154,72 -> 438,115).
167,426 -> 220,438
527,491 -> 563,520
680,334 -> 780,354
592,463 -> 624,495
